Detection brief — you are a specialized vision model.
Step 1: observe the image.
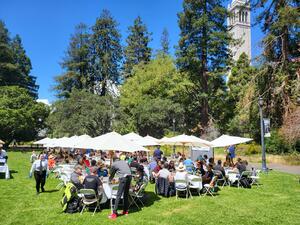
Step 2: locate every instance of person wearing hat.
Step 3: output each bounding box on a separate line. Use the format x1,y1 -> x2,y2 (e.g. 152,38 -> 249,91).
30,154 -> 48,194
174,163 -> 188,189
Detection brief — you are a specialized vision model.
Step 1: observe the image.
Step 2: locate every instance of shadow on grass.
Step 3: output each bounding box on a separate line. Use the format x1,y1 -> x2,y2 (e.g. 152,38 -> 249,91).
0,169 -> 18,179
42,189 -> 59,193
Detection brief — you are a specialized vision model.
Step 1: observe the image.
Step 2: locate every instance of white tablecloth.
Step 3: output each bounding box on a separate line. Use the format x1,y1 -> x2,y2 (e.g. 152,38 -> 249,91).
225,169 -> 239,184
0,164 -> 10,179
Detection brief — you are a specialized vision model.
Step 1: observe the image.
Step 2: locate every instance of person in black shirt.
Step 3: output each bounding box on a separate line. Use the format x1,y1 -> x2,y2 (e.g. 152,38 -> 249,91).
129,156 -> 139,169
214,160 -> 226,177
202,164 -> 214,184
83,166 -> 102,196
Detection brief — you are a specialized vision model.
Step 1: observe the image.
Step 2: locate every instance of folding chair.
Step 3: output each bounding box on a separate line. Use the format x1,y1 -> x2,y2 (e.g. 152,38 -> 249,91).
56,172 -> 69,190
189,177 -> 202,197
79,189 -> 100,216
129,183 -> 147,209
213,170 -> 229,188
203,176 -> 218,197
250,169 -> 261,187
237,171 -> 252,188
175,179 -> 190,199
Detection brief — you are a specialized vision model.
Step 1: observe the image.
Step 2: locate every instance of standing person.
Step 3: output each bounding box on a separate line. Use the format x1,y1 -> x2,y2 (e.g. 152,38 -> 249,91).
153,145 -> 163,160
30,154 -> 48,195
30,151 -> 38,163
108,157 -> 132,219
227,145 -> 236,165
0,144 -> 8,162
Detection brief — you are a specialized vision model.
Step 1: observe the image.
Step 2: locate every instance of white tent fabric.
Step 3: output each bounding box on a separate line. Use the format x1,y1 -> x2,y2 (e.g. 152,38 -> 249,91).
123,132 -> 158,146
44,138 -> 59,148
89,131 -> 148,152
33,137 -> 51,145
73,135 -> 93,149
211,135 -> 253,147
123,132 -> 143,142
159,134 -> 212,147
144,135 -> 159,142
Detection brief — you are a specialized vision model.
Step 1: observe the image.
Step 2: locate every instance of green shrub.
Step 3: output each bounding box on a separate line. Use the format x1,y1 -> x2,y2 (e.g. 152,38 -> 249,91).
244,144 -> 261,155
265,131 -> 293,154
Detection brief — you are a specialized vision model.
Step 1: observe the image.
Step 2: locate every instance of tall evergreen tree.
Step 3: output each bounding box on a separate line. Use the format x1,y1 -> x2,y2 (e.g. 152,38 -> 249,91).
253,0 -> 300,128
0,21 -> 38,98
123,16 -> 152,78
90,10 -> 123,96
177,0 -> 233,135
11,35 -> 38,98
160,28 -> 170,55
54,23 -> 90,98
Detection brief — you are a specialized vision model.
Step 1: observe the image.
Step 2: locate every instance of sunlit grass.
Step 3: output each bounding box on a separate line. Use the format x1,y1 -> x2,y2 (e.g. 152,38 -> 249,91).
0,152 -> 300,225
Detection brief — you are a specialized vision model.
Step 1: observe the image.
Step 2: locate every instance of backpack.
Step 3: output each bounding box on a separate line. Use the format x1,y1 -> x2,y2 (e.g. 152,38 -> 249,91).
61,182 -> 79,213
240,177 -> 251,188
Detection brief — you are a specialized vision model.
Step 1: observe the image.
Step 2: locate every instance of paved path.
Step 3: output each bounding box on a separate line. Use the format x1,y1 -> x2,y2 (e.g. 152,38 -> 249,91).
249,162 -> 300,175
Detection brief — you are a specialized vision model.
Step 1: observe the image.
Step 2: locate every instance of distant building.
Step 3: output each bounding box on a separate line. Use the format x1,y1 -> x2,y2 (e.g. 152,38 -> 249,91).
227,0 -> 251,61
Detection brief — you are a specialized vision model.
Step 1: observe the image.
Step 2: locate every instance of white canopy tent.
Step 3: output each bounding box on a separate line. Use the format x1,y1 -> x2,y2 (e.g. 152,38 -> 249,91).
123,132 -> 159,146
159,134 -> 212,147
211,135 -> 253,147
33,137 -> 51,145
89,131 -> 149,152
144,135 -> 159,142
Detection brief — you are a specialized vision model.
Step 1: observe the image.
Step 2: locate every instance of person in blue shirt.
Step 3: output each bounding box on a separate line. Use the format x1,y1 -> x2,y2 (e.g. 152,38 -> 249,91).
153,146 -> 163,160
227,145 -> 236,165
183,158 -> 194,173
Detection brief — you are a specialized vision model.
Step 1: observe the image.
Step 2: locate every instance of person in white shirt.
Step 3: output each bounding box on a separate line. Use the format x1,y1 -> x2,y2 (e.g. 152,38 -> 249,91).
157,162 -> 170,179
0,144 -> 8,162
174,163 -> 188,188
30,154 -> 48,194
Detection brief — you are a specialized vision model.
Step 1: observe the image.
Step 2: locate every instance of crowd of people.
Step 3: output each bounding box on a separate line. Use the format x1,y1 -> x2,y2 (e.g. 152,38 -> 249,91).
28,145 -> 254,219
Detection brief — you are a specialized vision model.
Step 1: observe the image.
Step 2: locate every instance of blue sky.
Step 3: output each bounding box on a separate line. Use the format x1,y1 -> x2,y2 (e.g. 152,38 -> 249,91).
0,0 -> 264,103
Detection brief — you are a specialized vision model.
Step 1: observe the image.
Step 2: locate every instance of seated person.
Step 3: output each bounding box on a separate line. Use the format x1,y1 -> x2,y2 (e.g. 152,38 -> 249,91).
140,158 -> 150,179
152,160 -> 163,178
157,162 -> 170,179
70,165 -> 84,190
235,158 -> 246,174
168,160 -> 176,172
133,165 -> 147,192
97,161 -> 108,177
194,160 -> 206,176
82,155 -> 90,167
183,157 -> 194,173
83,166 -> 102,197
129,156 -> 140,169
202,164 -> 214,185
213,160 -> 225,177
208,157 -> 215,166
174,163 -> 188,188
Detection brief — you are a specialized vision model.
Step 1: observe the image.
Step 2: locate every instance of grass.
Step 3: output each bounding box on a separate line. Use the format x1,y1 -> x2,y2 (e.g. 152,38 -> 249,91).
214,147 -> 300,165
0,152 -> 300,225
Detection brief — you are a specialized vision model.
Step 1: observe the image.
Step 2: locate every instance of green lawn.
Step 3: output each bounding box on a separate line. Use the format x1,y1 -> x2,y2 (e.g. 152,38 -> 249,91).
0,152 -> 299,225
